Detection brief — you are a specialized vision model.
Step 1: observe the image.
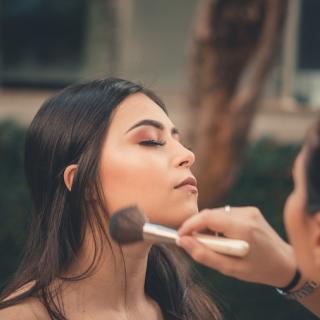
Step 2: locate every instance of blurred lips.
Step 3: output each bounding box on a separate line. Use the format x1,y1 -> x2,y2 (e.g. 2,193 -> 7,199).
174,177 -> 198,193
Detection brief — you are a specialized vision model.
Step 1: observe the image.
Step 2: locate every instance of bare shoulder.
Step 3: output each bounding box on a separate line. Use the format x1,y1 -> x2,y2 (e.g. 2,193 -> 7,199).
0,298 -> 49,320
0,282 -> 49,320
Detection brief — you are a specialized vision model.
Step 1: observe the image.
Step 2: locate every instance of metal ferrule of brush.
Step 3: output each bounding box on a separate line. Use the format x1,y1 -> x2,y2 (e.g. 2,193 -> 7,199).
142,222 -> 178,244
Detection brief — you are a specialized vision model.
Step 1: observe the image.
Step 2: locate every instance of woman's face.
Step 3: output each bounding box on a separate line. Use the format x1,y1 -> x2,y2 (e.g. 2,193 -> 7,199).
284,149 -> 320,280
99,93 -> 198,228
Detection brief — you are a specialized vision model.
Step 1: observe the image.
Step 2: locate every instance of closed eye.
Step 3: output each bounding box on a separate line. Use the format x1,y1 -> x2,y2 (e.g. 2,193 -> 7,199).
139,139 -> 166,146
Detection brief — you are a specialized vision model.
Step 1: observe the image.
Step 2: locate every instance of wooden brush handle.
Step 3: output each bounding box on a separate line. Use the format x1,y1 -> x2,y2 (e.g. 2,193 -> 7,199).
193,233 -> 250,257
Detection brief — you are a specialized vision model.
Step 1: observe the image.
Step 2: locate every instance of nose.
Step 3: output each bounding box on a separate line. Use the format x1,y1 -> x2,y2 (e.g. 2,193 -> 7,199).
173,143 -> 195,168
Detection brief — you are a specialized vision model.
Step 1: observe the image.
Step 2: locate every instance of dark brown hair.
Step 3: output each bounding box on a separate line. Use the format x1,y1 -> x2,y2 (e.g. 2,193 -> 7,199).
0,78 -> 221,320
305,120 -> 320,215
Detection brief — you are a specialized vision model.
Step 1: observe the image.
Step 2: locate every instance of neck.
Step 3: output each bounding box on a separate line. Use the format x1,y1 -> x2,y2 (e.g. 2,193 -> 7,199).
60,228 -> 154,316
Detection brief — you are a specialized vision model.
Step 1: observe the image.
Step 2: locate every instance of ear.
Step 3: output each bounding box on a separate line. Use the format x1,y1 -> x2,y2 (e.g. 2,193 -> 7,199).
311,212 -> 320,269
63,164 -> 78,191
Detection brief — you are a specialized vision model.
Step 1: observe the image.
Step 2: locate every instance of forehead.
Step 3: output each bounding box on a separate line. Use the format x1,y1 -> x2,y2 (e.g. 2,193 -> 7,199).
108,93 -> 173,133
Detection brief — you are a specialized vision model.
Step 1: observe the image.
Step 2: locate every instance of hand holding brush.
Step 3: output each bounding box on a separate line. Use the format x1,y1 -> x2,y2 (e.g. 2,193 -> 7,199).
109,205 -> 250,258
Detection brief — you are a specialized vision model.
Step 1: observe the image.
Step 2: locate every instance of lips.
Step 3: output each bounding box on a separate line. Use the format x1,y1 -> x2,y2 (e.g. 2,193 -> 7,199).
174,177 -> 198,193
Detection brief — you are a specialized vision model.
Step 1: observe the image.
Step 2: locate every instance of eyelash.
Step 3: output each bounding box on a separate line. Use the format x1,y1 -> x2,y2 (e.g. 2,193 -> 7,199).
139,140 -> 193,152
139,139 -> 166,146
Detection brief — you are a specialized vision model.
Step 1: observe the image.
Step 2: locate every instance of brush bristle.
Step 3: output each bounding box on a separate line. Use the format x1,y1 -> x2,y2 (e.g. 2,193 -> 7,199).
109,205 -> 146,244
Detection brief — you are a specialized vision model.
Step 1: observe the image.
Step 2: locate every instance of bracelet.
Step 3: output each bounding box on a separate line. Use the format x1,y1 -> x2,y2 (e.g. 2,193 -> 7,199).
275,269 -> 319,300
276,280 -> 319,300
278,269 -> 301,292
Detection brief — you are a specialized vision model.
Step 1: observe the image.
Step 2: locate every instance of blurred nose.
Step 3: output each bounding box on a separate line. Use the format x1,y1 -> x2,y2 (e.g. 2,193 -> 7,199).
173,143 -> 195,168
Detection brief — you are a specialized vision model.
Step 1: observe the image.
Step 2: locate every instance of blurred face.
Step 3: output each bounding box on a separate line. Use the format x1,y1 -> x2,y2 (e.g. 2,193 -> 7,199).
284,150 -> 320,280
99,93 -> 198,228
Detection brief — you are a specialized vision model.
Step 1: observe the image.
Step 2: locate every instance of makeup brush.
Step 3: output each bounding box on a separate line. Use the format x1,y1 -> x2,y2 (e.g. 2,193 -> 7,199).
109,206 -> 250,258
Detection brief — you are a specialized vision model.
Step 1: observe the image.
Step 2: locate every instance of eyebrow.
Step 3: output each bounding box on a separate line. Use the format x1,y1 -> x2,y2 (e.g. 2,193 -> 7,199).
125,119 -> 179,135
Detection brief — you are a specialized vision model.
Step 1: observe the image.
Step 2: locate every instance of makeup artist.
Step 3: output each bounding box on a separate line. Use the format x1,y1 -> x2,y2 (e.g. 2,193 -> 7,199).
178,120 -> 320,317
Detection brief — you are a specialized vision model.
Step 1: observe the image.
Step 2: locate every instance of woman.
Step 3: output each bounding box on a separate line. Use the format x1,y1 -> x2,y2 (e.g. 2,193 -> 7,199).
178,121 -> 320,316
0,78 -> 221,319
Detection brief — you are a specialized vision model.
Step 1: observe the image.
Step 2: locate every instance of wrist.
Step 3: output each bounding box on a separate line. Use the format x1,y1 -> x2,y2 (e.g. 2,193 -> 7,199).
276,279 -> 319,300
287,273 -> 308,292
271,243 -> 297,288
275,269 -> 319,300
278,269 -> 302,292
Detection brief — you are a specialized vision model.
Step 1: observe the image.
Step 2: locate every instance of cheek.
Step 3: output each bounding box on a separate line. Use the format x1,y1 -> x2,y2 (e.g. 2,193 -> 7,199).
284,193 -> 314,275
284,194 -> 296,242
100,148 -> 198,228
284,192 -> 307,246
100,148 -> 170,215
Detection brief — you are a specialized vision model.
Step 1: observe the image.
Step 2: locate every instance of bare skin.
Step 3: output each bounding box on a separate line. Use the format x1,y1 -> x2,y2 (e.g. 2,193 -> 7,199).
178,150 -> 320,317
0,93 -> 198,319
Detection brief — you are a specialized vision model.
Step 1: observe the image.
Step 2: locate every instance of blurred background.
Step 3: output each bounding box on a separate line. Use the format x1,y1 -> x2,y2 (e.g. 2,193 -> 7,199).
1,0 -> 320,319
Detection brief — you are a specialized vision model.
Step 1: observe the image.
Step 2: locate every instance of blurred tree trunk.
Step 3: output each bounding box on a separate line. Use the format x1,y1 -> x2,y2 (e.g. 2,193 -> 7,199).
188,0 -> 288,208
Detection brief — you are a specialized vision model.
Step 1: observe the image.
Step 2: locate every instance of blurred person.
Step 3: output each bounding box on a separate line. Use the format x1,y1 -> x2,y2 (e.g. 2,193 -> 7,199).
178,120 -> 320,317
0,78 -> 221,320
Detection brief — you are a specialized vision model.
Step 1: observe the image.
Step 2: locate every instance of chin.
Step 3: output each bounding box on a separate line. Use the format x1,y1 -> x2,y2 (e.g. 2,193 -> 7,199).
159,206 -> 198,229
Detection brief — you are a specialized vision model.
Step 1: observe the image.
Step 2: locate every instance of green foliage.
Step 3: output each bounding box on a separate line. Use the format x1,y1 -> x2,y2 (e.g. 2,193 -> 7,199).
228,137 -> 300,238
0,120 -> 30,289
0,122 -> 317,319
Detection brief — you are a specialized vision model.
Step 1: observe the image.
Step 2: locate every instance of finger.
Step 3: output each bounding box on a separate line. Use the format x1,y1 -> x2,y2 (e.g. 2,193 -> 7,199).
179,206 -> 258,237
177,236 -> 239,274
178,208 -> 240,237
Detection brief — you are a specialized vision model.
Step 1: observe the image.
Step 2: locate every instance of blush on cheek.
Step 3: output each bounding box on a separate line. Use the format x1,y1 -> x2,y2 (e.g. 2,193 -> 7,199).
101,169 -> 164,217
100,144 -> 192,226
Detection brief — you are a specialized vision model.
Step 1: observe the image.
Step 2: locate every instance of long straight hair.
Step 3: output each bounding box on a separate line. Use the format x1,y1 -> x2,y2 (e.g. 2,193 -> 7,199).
0,78 -> 221,320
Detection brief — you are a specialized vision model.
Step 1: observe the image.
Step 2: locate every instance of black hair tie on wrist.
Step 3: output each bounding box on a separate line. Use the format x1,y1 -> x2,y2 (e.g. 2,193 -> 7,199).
278,269 -> 301,292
